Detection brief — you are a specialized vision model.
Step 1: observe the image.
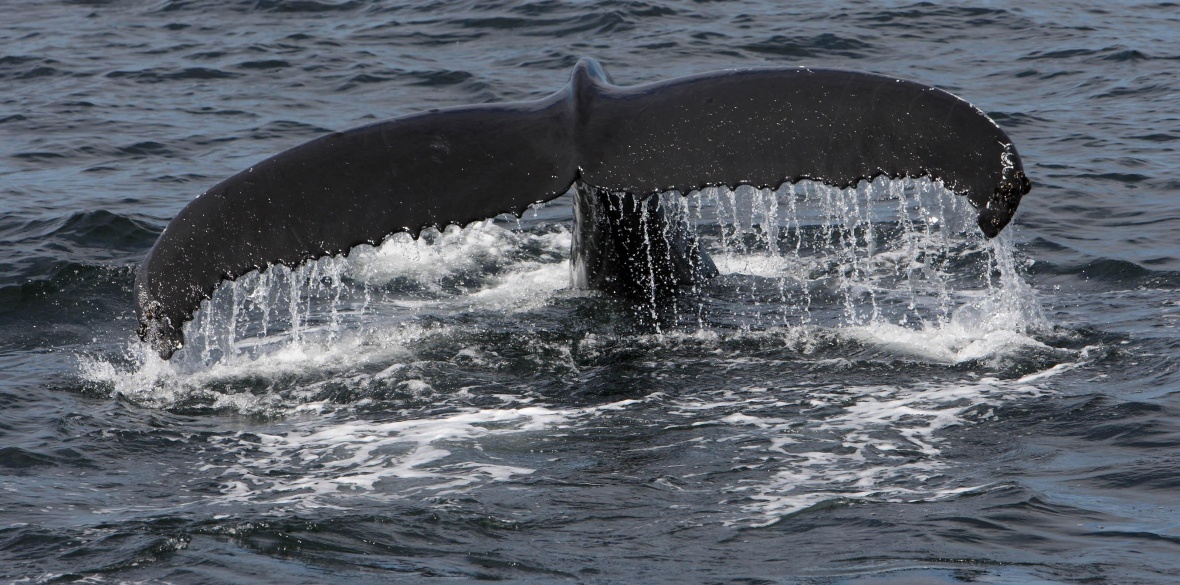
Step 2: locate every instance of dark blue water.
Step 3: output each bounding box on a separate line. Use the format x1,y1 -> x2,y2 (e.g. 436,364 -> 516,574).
3,1 -> 1179,583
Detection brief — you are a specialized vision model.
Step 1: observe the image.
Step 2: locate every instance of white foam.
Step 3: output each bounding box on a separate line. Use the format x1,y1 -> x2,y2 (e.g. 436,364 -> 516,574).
846,321 -> 1049,364
78,321 -> 438,413
349,220 -> 570,289
469,262 -> 569,309
666,373 -> 1064,525
207,399 -> 638,509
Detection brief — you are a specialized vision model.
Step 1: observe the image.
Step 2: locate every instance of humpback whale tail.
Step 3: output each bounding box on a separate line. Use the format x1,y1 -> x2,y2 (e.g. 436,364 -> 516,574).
135,58 -> 1031,359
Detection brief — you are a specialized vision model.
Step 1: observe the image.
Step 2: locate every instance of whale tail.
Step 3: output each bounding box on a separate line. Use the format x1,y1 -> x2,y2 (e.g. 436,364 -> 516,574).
135,58 -> 1031,359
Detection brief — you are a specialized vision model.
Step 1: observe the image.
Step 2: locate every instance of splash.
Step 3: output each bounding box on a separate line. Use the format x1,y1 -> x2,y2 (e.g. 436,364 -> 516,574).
83,178 -> 1047,409
80,220 -> 573,412
698,177 -> 1041,325
171,219 -> 572,368
684,177 -> 1047,361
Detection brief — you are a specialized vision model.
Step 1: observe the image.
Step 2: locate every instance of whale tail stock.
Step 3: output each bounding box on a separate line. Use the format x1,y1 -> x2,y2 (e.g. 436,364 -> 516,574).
135,58 -> 1031,359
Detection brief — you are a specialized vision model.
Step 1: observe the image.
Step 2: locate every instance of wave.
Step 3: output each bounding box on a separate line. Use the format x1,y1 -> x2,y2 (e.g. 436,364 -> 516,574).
106,67 -> 242,83
0,210 -> 157,247
740,33 -> 873,59
252,0 -> 365,13
0,211 -> 155,321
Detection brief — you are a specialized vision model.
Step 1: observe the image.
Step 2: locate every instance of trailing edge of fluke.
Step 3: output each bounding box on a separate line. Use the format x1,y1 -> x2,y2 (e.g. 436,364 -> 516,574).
135,58 -> 1032,359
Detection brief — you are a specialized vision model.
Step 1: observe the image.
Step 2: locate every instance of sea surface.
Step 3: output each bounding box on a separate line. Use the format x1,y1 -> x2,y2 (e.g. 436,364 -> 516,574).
3,1 -> 1179,583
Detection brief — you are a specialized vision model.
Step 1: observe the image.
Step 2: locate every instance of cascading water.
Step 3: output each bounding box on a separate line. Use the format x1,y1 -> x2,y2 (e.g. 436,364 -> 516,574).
84,177 -> 1048,414
651,177 -> 1044,343
150,178 -> 1045,371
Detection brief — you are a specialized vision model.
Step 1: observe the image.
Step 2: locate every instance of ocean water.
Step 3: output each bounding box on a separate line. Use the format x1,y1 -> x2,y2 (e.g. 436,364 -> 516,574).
2,1 -> 1179,583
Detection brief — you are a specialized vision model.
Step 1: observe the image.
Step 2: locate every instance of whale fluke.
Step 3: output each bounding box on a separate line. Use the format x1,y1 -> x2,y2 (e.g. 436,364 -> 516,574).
136,58 -> 1031,359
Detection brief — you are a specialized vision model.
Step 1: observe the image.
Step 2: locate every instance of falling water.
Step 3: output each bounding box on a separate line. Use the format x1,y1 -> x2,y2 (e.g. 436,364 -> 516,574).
184,254 -> 358,367
167,178 -> 1042,369
688,176 -> 1041,336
